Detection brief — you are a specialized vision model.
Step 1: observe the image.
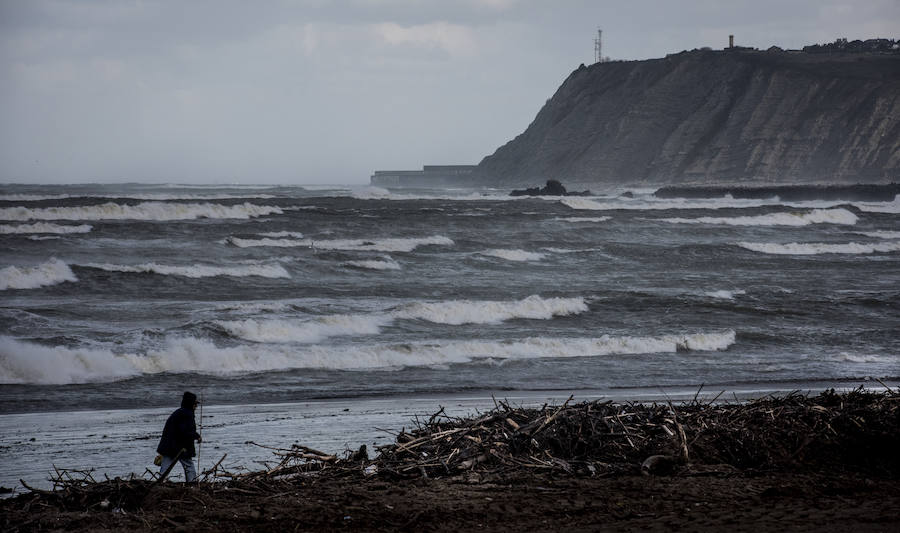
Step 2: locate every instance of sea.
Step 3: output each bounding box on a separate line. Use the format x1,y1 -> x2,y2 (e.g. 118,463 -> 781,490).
1,182 -> 898,489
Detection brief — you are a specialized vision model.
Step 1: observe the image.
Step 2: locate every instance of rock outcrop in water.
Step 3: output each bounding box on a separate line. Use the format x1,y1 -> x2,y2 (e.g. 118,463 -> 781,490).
510,179 -> 591,197
474,47 -> 900,187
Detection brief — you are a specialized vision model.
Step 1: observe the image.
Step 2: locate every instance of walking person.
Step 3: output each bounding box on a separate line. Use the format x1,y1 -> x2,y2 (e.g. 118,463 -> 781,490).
156,391 -> 203,483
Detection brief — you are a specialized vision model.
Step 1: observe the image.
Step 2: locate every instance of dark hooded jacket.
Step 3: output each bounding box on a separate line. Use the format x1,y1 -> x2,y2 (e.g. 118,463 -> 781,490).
156,393 -> 200,458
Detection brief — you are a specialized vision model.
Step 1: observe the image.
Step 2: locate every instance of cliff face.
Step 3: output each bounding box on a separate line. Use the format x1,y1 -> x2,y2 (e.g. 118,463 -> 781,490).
475,50 -> 900,186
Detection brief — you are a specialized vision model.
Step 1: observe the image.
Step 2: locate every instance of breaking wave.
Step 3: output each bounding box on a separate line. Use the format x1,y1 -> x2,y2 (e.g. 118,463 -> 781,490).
228,235 -> 454,253
856,230 -> 900,240
344,257 -> 402,270
662,208 -> 857,226
216,315 -> 388,344
480,249 -> 546,262
82,262 -> 290,279
218,295 -> 589,343
737,241 -> 900,255
706,290 -> 746,300
0,330 -> 736,384
0,222 -> 93,234
393,295 -> 588,325
0,202 -> 283,221
0,193 -> 274,201
0,259 -> 77,290
556,216 -> 612,223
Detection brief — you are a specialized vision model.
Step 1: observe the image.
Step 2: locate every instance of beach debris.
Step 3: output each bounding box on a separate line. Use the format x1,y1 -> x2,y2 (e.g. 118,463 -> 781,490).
7,387 -> 898,518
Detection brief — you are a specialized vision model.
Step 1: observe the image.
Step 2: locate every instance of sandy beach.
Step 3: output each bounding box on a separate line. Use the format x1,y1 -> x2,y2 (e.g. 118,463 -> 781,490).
3,387 -> 898,532
0,382 -> 871,492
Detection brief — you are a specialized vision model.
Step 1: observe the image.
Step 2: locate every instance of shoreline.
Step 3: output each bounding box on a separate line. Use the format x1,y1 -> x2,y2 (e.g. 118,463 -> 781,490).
3,388 -> 898,532
1,381 -> 894,493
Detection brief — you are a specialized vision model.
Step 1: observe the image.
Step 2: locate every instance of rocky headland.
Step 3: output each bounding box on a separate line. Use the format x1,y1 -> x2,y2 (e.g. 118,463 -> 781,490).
473,42 -> 900,188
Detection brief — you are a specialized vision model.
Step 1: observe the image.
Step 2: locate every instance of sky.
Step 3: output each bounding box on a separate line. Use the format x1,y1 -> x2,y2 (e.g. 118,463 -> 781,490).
1,0 -> 898,185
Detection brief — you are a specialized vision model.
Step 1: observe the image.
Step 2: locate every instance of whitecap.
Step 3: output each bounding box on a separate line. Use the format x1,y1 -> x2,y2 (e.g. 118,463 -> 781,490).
394,295 -> 588,325
856,230 -> 900,240
0,222 -> 92,234
0,330 -> 736,384
216,314 -> 388,344
82,262 -> 290,279
480,249 -> 546,261
0,259 -> 78,290
345,257 -> 402,270
737,241 -> 900,255
662,208 -> 857,226
0,201 -> 283,221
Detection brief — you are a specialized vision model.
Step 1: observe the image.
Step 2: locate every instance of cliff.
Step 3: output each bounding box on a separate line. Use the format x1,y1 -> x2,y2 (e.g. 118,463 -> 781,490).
475,49 -> 900,187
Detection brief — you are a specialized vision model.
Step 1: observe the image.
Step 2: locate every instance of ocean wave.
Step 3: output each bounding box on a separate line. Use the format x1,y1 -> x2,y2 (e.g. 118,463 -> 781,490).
853,199 -> 900,214
555,216 -> 612,223
228,234 -> 454,253
226,236 -> 311,248
856,230 -> 900,240
480,249 -> 546,261
0,222 -> 93,234
349,186 -> 510,201
259,231 -> 305,238
0,259 -> 78,290
0,193 -> 275,201
344,257 -> 402,270
662,208 -> 857,227
81,262 -> 290,279
0,202 -> 283,221
706,290 -> 746,300
737,241 -> 900,255
0,330 -> 736,384
216,315 -> 388,344
394,295 -> 587,325
217,295 -> 589,343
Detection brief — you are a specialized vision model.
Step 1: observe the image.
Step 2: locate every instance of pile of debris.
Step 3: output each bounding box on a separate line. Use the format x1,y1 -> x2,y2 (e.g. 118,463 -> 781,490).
355,387 -> 899,480
210,386 -> 899,483
7,387 -> 899,514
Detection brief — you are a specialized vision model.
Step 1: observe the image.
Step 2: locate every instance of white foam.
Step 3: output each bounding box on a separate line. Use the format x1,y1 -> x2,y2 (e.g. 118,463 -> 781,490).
0,222 -> 92,234
82,262 -> 290,279
345,257 -> 402,270
227,236 -> 311,248
0,330 -> 736,384
662,208 -> 857,227
0,259 -> 78,290
857,230 -> 900,240
215,302 -> 296,314
480,249 -> 546,261
218,295 -> 589,342
216,315 -> 388,344
737,241 -> 900,255
259,231 -> 305,238
853,199 -> 900,214
555,216 -> 612,223
0,202 -> 283,221
706,290 -> 746,300
230,235 -> 454,252
0,193 -> 275,201
394,295 -> 588,325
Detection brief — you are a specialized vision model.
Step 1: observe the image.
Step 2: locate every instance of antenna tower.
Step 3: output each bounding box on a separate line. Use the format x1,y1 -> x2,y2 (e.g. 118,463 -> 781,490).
594,28 -> 602,63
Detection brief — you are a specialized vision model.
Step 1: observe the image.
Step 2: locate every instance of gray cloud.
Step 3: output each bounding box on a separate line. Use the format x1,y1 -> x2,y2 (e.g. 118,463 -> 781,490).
1,0 -> 897,184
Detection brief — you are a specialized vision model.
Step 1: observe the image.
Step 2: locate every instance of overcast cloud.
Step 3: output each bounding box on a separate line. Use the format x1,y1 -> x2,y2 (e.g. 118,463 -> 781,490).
1,0 -> 898,184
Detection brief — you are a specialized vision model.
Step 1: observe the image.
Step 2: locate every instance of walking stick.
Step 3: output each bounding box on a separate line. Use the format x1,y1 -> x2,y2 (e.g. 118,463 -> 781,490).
197,391 -> 203,477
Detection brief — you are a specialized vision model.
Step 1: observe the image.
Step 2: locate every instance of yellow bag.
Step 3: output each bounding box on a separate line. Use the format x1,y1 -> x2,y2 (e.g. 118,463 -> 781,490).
153,454 -> 162,466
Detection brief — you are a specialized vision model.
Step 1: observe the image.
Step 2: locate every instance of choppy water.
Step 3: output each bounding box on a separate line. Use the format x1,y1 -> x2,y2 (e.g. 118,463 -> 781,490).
1,183 -> 898,414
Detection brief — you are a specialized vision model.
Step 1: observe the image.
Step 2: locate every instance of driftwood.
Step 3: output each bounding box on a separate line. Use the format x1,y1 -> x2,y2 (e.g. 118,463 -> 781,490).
10,387 -> 899,515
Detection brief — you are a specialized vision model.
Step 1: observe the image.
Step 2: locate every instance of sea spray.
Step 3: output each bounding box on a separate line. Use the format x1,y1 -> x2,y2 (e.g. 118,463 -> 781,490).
0,259 -> 77,290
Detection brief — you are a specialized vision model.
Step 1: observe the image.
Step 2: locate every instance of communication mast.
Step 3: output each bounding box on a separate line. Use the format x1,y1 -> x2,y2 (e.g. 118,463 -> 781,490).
594,28 -> 603,63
